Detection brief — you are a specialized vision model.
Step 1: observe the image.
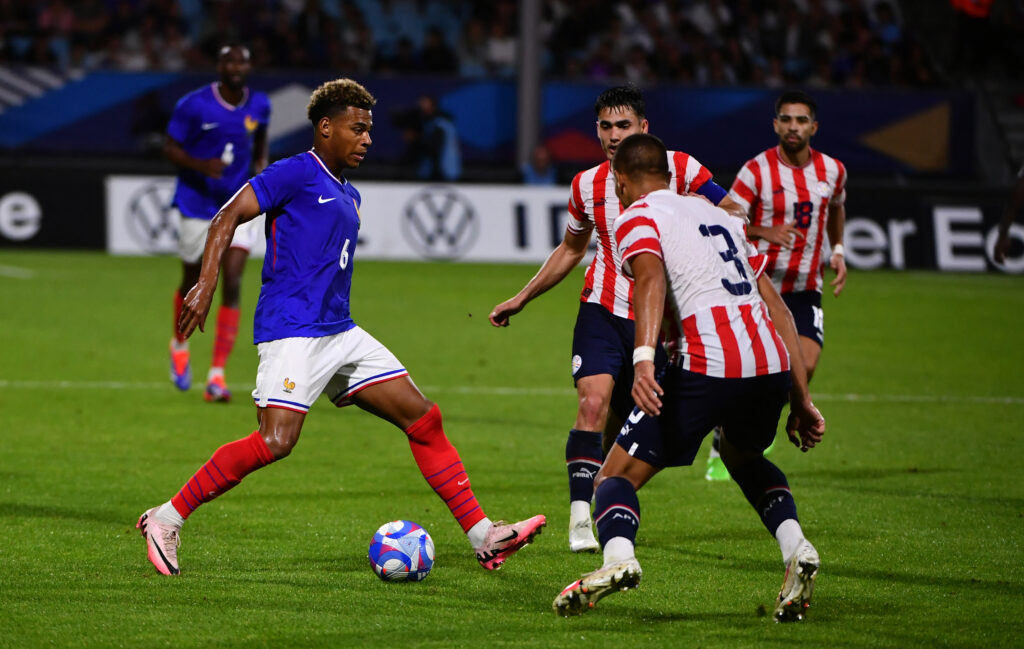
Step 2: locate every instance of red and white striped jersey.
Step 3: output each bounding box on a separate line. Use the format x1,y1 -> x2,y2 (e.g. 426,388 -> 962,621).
728,146 -> 846,294
567,151 -> 713,319
615,190 -> 790,379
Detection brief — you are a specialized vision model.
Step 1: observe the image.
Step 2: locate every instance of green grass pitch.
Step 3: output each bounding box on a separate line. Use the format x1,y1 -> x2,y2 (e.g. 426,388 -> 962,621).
0,250 -> 1021,648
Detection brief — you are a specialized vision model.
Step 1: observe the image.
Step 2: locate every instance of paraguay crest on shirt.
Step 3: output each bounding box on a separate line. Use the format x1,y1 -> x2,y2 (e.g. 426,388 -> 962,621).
815,181 -> 832,199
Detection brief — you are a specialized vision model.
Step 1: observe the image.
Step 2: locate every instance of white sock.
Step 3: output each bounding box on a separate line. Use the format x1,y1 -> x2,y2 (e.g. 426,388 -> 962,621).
602,536 -> 635,565
207,367 -> 224,382
170,338 -> 189,353
467,517 -> 492,550
155,501 -> 185,528
775,518 -> 804,563
570,500 -> 592,524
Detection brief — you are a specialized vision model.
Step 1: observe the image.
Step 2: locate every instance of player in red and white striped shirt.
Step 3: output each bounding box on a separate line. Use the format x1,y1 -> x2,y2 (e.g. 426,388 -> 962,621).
489,86 -> 746,554
553,133 -> 825,620
704,91 -> 847,481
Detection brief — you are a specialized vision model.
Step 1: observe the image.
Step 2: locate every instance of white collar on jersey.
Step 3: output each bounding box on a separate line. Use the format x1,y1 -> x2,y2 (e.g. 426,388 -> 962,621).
307,150 -> 348,188
211,83 -> 249,111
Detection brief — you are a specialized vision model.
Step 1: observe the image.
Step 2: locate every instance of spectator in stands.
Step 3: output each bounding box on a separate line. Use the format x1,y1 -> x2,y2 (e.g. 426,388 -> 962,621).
421,26 -> 457,73
521,143 -> 558,186
416,94 -> 461,181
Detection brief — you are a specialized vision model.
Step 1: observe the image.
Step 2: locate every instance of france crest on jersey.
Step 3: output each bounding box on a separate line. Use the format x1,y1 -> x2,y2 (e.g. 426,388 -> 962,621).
248,151 -> 361,344
167,84 -> 271,220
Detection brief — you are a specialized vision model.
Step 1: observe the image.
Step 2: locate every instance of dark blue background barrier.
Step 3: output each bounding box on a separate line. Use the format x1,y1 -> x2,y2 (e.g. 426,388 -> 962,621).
0,70 -> 974,178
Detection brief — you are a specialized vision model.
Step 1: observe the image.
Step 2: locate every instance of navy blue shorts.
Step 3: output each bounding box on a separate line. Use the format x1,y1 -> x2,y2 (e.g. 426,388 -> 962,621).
782,290 -> 824,348
615,366 -> 791,468
571,302 -> 668,421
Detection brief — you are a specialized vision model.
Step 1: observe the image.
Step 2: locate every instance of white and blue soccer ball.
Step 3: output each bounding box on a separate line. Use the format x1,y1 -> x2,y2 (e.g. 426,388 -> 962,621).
368,520 -> 435,582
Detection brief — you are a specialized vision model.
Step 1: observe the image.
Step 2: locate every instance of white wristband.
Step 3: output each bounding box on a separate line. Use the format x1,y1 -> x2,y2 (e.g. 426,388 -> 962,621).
832,243 -> 845,257
632,346 -> 656,365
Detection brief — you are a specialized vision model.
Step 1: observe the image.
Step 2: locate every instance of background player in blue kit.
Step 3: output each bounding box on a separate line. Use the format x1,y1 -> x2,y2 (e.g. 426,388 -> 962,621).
165,44 -> 271,402
137,78 -> 545,577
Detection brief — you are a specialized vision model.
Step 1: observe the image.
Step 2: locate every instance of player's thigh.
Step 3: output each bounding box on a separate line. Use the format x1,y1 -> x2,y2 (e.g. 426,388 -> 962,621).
252,333 -> 354,414
612,367 -> 719,468
322,326 -> 427,427
719,372 -> 791,454
781,290 -> 825,348
571,303 -> 631,390
177,213 -> 212,265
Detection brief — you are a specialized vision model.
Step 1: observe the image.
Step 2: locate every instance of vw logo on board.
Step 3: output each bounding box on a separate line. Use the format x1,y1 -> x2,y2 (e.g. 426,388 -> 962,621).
401,186 -> 478,260
125,179 -> 178,253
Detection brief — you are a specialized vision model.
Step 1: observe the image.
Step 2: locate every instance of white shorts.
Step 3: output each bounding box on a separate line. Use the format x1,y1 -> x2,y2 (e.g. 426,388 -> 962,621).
251,327 -> 409,413
177,210 -> 264,263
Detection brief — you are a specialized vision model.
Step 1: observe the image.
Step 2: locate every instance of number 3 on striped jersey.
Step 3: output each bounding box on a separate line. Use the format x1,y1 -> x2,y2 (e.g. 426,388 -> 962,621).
339,238 -> 351,269
699,223 -> 752,296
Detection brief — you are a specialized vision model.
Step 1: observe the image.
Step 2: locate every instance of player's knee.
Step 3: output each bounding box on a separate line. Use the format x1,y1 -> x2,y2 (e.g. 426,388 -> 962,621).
576,392 -> 611,430
259,421 -> 301,459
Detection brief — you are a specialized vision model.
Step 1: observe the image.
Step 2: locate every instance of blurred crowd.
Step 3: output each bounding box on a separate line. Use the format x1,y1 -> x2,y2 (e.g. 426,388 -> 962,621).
0,0 -> 964,88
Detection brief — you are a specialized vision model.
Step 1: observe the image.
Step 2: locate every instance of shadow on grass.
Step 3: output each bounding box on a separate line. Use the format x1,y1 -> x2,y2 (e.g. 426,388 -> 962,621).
0,501 -> 126,525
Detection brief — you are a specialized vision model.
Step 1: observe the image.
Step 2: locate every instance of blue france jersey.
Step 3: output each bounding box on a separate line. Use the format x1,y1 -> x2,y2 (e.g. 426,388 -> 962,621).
167,84 -> 271,220
249,151 -> 361,344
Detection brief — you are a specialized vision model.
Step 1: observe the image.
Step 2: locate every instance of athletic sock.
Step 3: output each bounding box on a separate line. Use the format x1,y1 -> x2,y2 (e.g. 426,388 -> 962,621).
466,517 -> 493,550
404,404 -> 487,533
593,476 -> 640,548
211,305 -> 240,370
602,536 -> 636,565
729,456 -> 798,536
566,429 -> 603,503
170,431 -> 276,519
172,290 -> 187,345
775,518 -> 805,563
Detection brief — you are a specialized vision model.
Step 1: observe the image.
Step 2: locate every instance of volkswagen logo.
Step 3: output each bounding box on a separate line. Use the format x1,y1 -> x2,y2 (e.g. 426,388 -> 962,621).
125,180 -> 178,253
401,186 -> 478,260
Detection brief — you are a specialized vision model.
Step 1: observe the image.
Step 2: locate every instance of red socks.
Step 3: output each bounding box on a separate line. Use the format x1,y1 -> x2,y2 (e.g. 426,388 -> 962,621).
405,405 -> 487,532
211,305 -> 240,369
171,431 -> 275,519
172,290 -> 186,344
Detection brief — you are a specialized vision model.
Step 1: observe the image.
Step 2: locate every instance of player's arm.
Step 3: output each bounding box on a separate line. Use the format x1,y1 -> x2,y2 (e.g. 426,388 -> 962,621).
163,135 -> 227,179
826,202 -> 846,296
179,184 -> 261,338
252,125 -> 269,174
488,227 -> 591,327
628,252 -> 666,417
715,194 -> 750,222
756,274 -> 824,451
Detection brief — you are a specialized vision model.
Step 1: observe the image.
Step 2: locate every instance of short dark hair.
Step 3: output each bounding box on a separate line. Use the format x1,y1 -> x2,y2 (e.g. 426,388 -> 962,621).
612,133 -> 670,181
775,90 -> 816,118
595,85 -> 646,119
307,78 -> 376,124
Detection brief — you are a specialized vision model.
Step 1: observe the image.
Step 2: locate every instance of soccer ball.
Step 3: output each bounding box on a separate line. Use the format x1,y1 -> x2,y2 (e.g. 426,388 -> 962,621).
368,520 -> 435,582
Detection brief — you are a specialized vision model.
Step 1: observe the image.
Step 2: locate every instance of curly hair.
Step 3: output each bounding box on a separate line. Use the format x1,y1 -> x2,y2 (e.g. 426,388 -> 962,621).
307,79 -> 376,125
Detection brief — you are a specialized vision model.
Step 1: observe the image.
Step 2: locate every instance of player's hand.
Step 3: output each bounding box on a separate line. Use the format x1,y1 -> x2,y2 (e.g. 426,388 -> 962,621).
178,282 -> 214,338
199,158 -> 228,179
758,223 -> 804,249
995,231 -> 1010,264
829,253 -> 847,297
631,360 -> 663,417
488,297 -> 523,327
785,399 -> 824,452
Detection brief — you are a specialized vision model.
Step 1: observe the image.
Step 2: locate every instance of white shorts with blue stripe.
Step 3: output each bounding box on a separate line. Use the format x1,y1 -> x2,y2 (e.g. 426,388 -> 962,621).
252,326 -> 408,413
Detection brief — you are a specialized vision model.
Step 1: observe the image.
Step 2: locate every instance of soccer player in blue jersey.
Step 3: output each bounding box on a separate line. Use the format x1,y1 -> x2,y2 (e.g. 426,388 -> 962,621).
165,44 -> 271,402
137,78 -> 545,576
